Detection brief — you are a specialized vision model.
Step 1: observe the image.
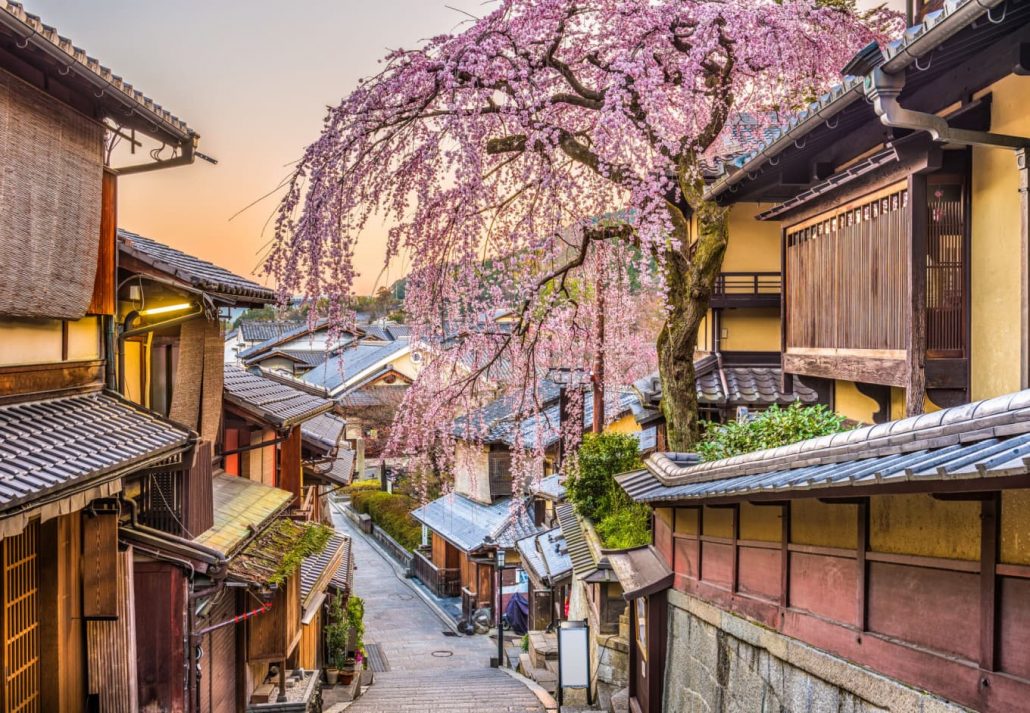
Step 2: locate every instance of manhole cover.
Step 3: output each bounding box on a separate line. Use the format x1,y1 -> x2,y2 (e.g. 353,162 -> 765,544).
389,592 -> 414,601
431,650 -> 453,658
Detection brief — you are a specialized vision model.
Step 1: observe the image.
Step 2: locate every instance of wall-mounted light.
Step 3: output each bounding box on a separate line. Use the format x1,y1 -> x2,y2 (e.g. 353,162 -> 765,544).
139,302 -> 193,317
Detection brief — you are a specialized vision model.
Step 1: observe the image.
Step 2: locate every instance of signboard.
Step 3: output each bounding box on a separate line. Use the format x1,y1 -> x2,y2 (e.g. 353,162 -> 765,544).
558,620 -> 590,690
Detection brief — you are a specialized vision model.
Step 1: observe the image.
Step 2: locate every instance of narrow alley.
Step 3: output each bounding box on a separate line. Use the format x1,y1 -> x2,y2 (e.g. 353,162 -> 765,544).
331,507 -> 549,713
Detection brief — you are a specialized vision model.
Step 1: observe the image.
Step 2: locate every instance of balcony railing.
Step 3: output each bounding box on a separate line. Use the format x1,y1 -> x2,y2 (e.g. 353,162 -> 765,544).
710,272 -> 782,308
412,548 -> 462,598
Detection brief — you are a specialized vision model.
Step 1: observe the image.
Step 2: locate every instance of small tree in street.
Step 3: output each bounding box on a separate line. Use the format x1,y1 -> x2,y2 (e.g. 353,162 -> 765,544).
268,0 -> 898,483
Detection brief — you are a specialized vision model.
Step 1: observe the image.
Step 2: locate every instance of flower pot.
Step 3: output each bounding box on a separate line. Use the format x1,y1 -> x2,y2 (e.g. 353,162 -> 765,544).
326,668 -> 339,686
340,669 -> 355,685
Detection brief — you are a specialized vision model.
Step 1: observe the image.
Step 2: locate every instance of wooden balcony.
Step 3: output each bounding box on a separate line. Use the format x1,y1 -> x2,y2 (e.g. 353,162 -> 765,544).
709,272 -> 781,309
413,548 -> 461,598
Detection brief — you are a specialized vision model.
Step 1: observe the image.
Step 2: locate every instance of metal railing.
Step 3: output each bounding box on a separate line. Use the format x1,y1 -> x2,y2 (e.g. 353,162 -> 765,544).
412,548 -> 462,598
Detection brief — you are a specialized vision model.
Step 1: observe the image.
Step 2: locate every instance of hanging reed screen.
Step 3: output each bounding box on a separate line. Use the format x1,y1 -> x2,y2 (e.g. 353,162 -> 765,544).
785,183 -> 910,353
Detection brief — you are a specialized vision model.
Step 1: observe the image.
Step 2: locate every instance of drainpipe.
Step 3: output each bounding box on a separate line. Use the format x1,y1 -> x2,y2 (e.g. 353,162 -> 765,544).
866,66 -> 1030,388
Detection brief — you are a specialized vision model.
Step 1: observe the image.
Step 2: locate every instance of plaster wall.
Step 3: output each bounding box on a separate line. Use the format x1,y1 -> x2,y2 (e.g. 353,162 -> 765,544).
452,442 -> 491,503
0,319 -> 65,365
1001,489 -> 1030,565
663,589 -> 966,713
605,413 -> 641,435
970,74 -> 1030,401
719,310 -> 781,352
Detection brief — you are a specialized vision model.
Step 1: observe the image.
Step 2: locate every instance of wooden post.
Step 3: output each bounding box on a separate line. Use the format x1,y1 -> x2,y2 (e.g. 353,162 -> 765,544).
279,425 -> 303,506
907,174 -> 928,415
1018,149 -> 1029,389
979,494 -> 1000,673
780,503 -> 790,611
856,499 -> 868,631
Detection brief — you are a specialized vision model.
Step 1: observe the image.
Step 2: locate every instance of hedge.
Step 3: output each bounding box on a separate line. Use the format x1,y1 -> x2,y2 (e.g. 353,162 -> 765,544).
350,490 -> 422,551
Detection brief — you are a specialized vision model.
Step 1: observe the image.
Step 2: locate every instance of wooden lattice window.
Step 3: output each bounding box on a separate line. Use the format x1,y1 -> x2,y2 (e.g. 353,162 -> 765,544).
2,522 -> 39,712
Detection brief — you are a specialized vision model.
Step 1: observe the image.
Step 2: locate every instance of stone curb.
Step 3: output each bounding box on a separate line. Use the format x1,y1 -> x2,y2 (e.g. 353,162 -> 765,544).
330,503 -> 461,635
499,666 -> 560,713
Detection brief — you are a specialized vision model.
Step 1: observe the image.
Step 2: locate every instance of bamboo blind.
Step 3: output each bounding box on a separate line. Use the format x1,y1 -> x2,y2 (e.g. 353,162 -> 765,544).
0,69 -> 104,320
785,184 -> 910,352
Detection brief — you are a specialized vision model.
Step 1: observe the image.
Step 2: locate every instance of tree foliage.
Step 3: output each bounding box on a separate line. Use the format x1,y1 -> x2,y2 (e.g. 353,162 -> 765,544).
269,0 -> 899,485
565,432 -> 641,523
696,403 -> 848,462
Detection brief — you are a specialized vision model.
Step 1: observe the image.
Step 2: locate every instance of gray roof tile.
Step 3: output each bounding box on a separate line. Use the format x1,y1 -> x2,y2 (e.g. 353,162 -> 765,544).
411,494 -> 540,552
119,230 -> 274,303
0,391 -> 191,511
223,366 -> 334,428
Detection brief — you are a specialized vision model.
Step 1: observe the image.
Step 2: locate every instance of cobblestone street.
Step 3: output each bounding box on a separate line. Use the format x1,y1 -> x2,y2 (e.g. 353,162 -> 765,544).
331,507 -> 547,713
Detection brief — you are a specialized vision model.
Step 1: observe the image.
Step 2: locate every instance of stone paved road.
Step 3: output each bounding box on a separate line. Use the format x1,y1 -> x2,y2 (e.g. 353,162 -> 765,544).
331,507 -> 546,713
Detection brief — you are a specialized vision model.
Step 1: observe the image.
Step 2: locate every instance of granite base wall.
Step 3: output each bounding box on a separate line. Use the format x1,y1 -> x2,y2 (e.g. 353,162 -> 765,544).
664,590 -> 969,713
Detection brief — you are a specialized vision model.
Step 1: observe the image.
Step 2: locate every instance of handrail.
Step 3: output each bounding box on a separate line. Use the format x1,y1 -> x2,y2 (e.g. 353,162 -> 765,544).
712,271 -> 782,298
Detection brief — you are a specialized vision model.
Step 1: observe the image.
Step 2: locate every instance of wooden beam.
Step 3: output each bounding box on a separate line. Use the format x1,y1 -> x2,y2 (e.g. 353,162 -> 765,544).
782,352 -> 909,388
730,504 -> 740,594
780,503 -> 790,610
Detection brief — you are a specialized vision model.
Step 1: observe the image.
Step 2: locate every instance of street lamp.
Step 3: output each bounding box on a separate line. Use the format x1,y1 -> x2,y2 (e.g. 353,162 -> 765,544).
495,548 -> 506,669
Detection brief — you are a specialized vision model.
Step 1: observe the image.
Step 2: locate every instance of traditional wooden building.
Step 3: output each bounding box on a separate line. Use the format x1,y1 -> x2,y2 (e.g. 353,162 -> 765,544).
706,0 -> 1030,424
619,389 -> 1030,713
0,2 -> 210,709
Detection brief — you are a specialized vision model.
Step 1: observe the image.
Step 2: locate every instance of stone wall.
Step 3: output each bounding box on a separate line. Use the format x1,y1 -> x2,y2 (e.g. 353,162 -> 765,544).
664,590 -> 969,713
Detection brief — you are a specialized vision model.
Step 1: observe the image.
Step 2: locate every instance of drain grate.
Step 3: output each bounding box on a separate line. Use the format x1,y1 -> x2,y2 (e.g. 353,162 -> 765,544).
441,630 -> 459,637
365,643 -> 390,672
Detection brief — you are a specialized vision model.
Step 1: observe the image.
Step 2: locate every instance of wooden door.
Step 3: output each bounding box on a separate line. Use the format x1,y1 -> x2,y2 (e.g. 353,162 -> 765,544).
2,523 -> 39,712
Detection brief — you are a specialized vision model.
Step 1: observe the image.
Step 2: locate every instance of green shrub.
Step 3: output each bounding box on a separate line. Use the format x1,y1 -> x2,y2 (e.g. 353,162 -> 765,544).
351,490 -> 422,550
696,402 -> 848,462
347,478 -> 382,493
595,504 -> 652,549
565,432 -> 642,523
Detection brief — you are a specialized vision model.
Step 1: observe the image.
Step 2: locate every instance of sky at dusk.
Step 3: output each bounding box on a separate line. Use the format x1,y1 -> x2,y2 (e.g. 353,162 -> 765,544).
27,0 -> 904,296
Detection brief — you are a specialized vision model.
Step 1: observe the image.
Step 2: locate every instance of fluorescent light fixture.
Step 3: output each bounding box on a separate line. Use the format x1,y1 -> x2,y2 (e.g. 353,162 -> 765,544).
140,302 -> 193,317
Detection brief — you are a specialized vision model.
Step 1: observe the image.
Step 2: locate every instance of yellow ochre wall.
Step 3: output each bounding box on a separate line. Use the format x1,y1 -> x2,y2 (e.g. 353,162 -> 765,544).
971,74 -> 1030,401
604,413 -> 641,436
696,202 -> 782,353
0,317 -> 100,366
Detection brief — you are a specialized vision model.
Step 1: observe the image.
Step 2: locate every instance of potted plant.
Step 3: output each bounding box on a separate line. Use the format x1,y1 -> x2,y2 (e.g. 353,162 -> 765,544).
324,595 -> 348,686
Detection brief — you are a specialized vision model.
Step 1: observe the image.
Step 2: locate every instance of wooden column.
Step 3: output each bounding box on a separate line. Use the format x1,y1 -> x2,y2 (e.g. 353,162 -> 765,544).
39,514 -> 84,712
856,499 -> 869,631
980,494 -> 1000,674
279,425 -> 303,505
730,504 -> 740,594
1018,148 -> 1030,389
907,173 -> 928,415
780,503 -> 790,610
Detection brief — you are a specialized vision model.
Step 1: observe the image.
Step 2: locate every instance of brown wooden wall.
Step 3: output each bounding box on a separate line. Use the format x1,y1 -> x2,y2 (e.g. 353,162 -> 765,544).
248,575 -> 301,662
279,426 -> 303,504
655,490 -> 1030,712
87,549 -> 138,713
134,561 -> 186,712
39,514 -> 84,712
295,609 -> 322,671
785,183 -> 910,355
198,591 -> 236,713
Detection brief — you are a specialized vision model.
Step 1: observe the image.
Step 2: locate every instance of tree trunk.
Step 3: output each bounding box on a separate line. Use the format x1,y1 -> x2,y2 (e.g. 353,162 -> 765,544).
658,191 -> 729,452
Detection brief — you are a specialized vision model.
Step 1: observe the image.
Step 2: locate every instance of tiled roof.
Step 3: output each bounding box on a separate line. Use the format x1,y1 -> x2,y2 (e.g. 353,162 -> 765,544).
246,349 -> 329,368
302,339 -> 411,394
0,1 -> 193,143
631,360 -> 817,417
516,528 -> 572,587
0,391 -> 192,511
555,503 -> 596,578
618,389 -> 1030,503
238,319 -> 360,361
704,0 -> 1012,201
194,473 -> 292,555
338,385 -> 409,410
411,494 -> 540,552
227,518 -> 325,586
223,366 -> 334,429
531,474 -> 566,502
301,412 -> 346,451
300,532 -> 350,606
119,230 -> 273,304
604,546 -> 673,600
239,321 -> 304,343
